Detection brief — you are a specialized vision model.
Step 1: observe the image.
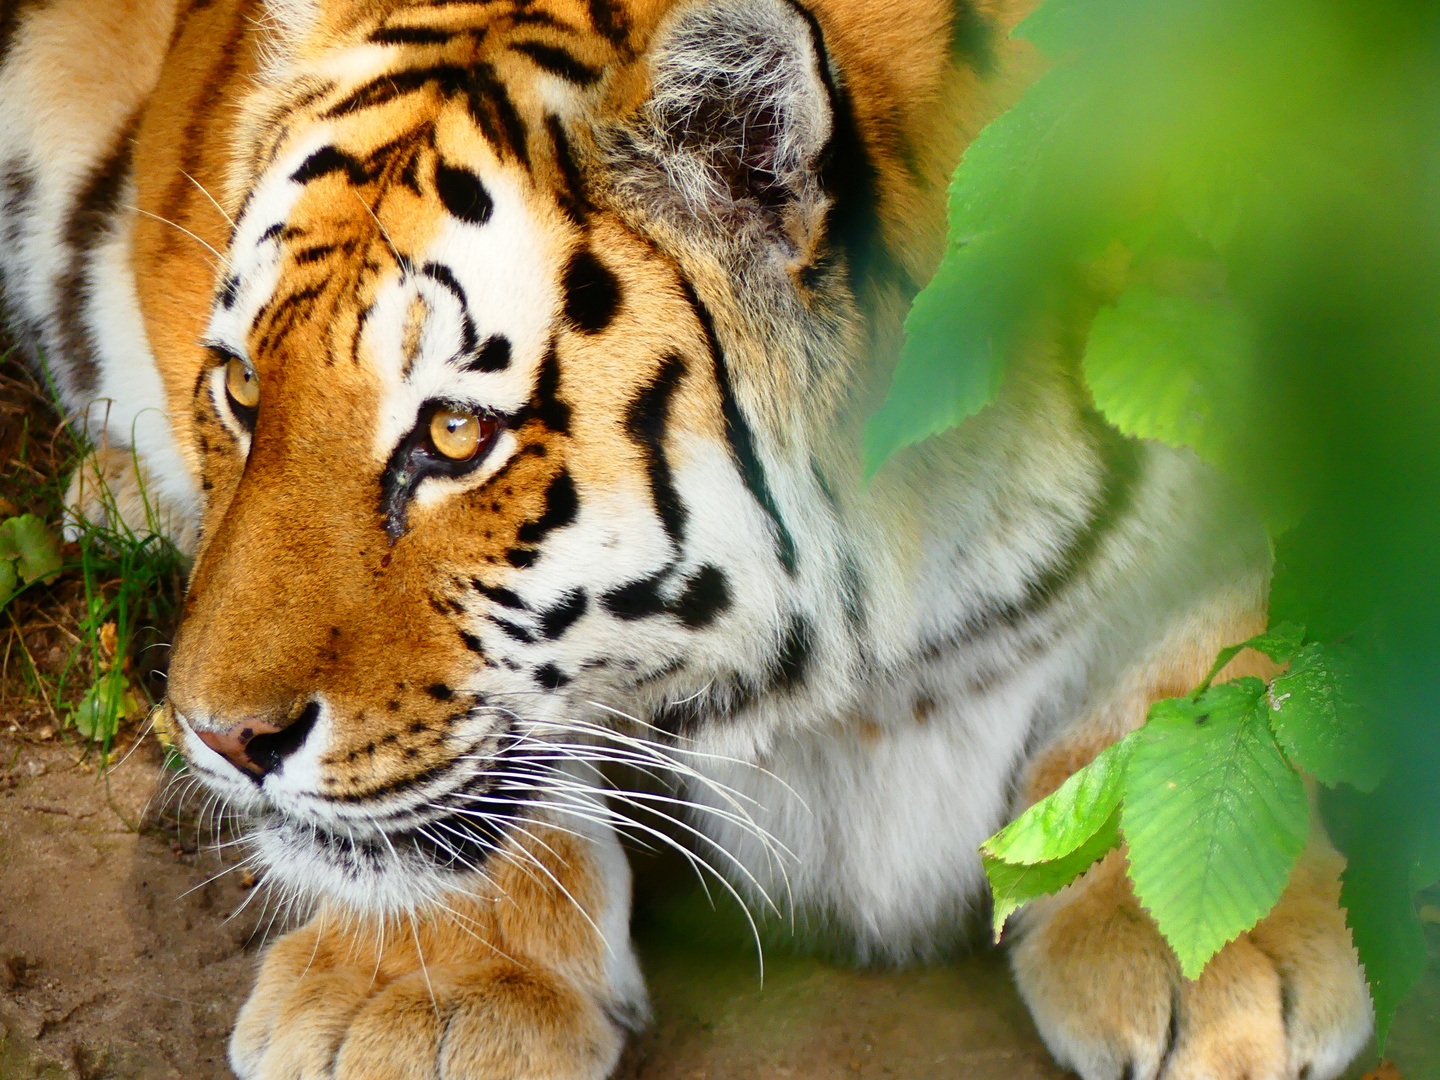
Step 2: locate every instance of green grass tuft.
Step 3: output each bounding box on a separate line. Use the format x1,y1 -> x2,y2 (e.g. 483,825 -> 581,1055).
0,346 -> 184,765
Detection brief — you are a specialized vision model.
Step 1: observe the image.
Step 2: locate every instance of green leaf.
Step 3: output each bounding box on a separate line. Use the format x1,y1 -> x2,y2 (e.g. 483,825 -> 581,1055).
1083,284 -> 1255,471
983,735 -> 1134,865
1268,644 -> 1383,791
1412,822 -> 1440,893
1123,679 -> 1310,978
863,71 -> 1083,474
0,559 -> 17,607
1342,827 -> 1430,1049
0,515 -> 62,585
1242,622 -> 1308,665
70,677 -> 140,742
986,808 -> 1122,940
1197,621 -> 1307,694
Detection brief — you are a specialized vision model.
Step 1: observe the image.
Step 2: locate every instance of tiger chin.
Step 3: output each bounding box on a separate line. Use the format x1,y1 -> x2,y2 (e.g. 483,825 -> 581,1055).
0,0 -> 1373,1077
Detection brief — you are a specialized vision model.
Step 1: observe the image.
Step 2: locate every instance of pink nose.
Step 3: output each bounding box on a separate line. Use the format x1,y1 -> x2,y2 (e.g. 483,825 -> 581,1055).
197,721 -> 286,776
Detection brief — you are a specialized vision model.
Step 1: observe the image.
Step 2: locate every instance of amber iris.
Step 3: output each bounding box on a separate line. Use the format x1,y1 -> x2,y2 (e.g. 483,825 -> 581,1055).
429,407 -> 487,460
225,357 -> 260,410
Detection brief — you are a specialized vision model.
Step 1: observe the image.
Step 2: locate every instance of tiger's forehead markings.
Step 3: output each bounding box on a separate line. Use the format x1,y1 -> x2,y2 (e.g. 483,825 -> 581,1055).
366,160 -> 569,460
206,130 -> 338,357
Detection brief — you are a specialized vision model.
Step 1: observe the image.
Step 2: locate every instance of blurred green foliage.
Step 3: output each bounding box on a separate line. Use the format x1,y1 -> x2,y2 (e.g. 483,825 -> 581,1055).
866,0 -> 1440,1043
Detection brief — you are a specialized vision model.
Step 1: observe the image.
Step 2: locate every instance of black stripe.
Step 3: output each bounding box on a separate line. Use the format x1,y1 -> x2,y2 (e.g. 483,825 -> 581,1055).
992,416 -> 1140,627
673,565 -> 731,629
538,589 -> 587,638
323,63 -> 472,119
252,281 -> 326,358
769,615 -> 812,693
52,114 -> 139,397
422,261 -> 479,355
586,0 -> 629,44
510,344 -> 570,434
463,334 -> 511,372
290,145 -> 367,186
545,114 -> 590,224
0,157 -> 36,248
472,579 -> 526,608
515,469 -> 578,544
917,415 -> 1143,659
679,277 -> 797,574
293,243 -> 337,264
511,41 -> 600,86
950,0 -> 998,74
625,354 -> 688,545
489,615 -> 535,643
370,25 -> 456,46
602,569 -> 671,621
465,63 -> 530,167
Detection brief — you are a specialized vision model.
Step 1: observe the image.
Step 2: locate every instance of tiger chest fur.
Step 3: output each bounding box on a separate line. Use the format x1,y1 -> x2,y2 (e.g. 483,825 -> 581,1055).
0,0 -> 1374,1077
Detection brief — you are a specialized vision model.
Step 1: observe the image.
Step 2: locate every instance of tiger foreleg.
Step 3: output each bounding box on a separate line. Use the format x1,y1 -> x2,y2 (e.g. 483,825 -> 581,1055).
64,442 -> 195,556
229,817 -> 647,1080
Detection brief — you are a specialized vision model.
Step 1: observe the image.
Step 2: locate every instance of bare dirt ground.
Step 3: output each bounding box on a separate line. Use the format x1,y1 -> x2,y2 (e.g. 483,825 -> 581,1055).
0,719 -> 1435,1080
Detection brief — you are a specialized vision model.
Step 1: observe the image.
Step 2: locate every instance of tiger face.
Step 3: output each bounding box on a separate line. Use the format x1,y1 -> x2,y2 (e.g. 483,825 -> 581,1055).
166,0 -> 902,912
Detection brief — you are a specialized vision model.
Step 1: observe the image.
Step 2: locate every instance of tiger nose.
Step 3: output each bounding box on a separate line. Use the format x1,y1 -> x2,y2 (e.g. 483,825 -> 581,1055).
197,702 -> 320,778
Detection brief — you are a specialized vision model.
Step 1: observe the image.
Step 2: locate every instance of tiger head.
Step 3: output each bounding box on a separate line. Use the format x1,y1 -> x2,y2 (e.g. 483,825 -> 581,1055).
165,0 -> 963,910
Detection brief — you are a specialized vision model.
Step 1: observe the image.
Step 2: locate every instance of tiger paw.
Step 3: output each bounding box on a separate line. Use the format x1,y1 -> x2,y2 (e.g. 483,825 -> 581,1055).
64,443 -> 195,555
1010,844 -> 1373,1080
230,915 -> 633,1080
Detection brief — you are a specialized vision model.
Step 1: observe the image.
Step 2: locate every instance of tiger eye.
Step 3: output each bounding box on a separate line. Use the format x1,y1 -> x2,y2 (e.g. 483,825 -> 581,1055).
225,357 -> 260,410
429,408 -> 482,460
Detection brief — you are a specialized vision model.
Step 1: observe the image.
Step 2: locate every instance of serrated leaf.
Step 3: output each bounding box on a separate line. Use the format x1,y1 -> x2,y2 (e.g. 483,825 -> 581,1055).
1198,621 -> 1307,693
864,71 -> 1081,474
1242,622 -> 1307,665
1124,680 -> 1310,978
984,735 -> 1134,865
1268,644 -> 1383,791
1342,828 -> 1429,1050
0,515 -> 62,585
1083,284 -> 1255,471
986,808 -> 1122,940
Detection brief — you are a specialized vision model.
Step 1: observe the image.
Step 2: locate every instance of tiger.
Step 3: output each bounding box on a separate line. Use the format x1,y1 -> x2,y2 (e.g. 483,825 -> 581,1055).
0,0 -> 1375,1076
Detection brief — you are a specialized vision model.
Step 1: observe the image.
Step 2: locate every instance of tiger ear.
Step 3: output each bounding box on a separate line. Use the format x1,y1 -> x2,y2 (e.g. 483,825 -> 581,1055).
606,0 -> 836,257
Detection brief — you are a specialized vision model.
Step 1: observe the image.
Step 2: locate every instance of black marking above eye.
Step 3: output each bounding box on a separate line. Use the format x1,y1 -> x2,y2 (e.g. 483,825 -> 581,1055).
217,273 -> 240,309
290,145 -> 366,186
562,249 -> 620,333
435,162 -> 494,225
465,334 -> 511,372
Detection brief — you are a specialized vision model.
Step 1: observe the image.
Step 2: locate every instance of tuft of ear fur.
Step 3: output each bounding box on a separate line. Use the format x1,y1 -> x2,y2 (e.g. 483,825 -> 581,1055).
605,0 -> 836,256
262,0 -> 319,46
